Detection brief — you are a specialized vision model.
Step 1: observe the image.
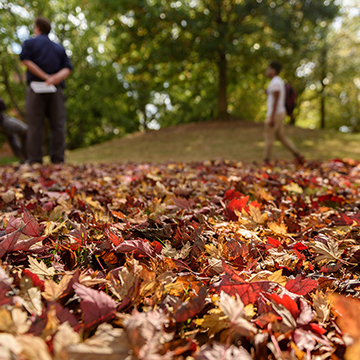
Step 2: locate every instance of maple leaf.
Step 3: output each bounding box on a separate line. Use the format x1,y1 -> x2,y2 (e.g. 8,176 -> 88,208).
268,222 -> 289,237
42,274 -> 74,302
15,335 -> 52,360
225,196 -> 249,221
174,286 -> 207,323
285,275 -> 318,295
0,228 -> 22,258
311,291 -> 330,323
213,261 -> 273,305
267,270 -> 287,286
23,209 -> 41,237
64,323 -> 131,360
73,283 -> 117,327
53,322 -> 81,359
196,309 -> 230,337
310,237 -> 342,262
5,216 -> 23,234
267,293 -> 300,320
195,342 -> 252,360
28,256 -> 56,280
115,239 -> 157,258
104,225 -> 122,247
124,309 -> 175,358
218,291 -> 257,336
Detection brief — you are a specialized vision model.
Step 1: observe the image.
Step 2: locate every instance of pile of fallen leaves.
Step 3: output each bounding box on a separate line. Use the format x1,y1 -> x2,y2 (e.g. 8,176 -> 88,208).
1,159 -> 360,359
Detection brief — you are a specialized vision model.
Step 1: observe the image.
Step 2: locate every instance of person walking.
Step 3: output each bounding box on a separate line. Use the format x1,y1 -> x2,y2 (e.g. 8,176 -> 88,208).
263,61 -> 303,164
20,16 -> 72,164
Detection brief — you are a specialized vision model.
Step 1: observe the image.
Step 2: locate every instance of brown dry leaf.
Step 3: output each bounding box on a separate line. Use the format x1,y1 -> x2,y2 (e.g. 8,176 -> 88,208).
42,274 -> 73,302
11,308 -> 31,334
65,323 -> 131,360
310,238 -> 342,262
16,335 -> 52,360
109,268 -> 138,301
248,205 -> 268,225
311,290 -> 330,323
28,256 -> 56,279
21,287 -> 43,316
0,333 -> 23,359
44,220 -> 68,236
164,274 -> 200,297
53,322 -> 81,360
0,308 -> 15,333
124,309 -> 174,359
41,305 -> 60,339
196,308 -> 230,337
219,291 -> 257,336
332,294 -> 360,360
254,185 -> 274,202
1,190 -> 16,203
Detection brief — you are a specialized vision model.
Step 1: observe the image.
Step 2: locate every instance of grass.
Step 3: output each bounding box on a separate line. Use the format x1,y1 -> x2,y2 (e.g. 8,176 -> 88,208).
2,120 -> 360,165
67,120 -> 360,164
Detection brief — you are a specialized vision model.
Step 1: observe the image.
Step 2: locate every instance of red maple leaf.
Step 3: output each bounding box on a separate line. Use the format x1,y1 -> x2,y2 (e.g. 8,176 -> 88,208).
267,293 -> 300,319
23,209 -> 41,237
213,261 -> 273,305
73,283 -> 117,328
285,275 -> 318,296
104,225 -> 122,247
223,189 -> 242,202
225,196 -> 249,221
0,229 -> 22,258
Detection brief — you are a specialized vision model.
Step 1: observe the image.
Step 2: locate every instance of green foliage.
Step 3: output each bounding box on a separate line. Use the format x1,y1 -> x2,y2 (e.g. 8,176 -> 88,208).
3,0 -> 360,150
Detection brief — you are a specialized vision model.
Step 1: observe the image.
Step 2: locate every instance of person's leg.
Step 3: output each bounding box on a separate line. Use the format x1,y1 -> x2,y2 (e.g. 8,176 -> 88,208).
48,88 -> 66,163
264,116 -> 277,162
25,88 -> 45,163
275,113 -> 300,157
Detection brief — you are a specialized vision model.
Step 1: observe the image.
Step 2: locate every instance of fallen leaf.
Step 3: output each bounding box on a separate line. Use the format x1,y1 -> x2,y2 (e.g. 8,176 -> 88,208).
73,283 -> 117,327
28,256 -> 56,279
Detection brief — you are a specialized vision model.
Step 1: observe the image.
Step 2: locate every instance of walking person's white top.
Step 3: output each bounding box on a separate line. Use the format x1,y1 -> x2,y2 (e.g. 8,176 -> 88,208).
266,75 -> 286,116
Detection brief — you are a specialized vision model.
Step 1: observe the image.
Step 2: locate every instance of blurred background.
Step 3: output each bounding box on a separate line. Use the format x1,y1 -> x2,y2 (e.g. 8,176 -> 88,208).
0,0 -> 358,153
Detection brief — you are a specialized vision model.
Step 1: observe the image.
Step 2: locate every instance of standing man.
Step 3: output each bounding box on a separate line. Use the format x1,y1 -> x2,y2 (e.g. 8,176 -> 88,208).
20,16 -> 72,164
263,61 -> 303,164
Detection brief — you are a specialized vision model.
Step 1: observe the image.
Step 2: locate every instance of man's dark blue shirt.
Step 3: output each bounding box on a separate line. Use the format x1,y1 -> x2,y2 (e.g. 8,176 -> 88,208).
20,34 -> 72,85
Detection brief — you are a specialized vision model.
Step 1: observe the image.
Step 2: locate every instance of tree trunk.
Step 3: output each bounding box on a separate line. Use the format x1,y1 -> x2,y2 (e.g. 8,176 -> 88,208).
217,49 -> 228,120
216,0 -> 228,120
320,46 -> 327,129
1,63 -> 25,119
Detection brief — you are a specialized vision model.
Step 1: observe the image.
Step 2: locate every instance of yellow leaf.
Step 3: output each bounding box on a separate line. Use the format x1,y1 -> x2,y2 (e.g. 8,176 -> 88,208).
198,309 -> 230,337
248,205 -> 268,225
267,269 -> 287,286
268,222 -> 288,236
284,182 -> 303,194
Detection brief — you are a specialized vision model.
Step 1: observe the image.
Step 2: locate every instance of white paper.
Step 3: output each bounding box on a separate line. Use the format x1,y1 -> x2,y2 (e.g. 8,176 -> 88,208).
30,81 -> 57,93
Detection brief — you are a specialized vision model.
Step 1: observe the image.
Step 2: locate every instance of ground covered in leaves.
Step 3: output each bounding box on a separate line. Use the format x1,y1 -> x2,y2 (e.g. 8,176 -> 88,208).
1,159 -> 360,359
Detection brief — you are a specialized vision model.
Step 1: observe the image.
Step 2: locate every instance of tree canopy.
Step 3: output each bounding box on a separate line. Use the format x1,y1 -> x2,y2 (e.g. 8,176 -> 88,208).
1,0 -> 358,149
